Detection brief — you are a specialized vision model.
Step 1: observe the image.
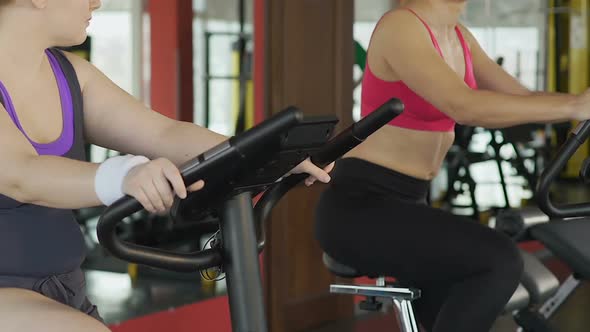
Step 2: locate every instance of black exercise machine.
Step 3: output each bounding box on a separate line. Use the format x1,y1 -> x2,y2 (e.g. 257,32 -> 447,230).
96,99 -> 403,331
493,120 -> 590,331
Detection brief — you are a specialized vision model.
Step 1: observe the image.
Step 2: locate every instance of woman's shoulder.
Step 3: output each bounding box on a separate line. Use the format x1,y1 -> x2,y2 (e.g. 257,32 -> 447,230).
455,24 -> 476,48
49,48 -> 93,91
376,8 -> 416,28
370,9 -> 434,49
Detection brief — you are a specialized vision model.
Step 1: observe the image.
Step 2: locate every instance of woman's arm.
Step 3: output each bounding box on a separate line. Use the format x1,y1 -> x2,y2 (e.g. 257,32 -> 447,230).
66,52 -> 227,166
0,52 -> 332,212
375,11 -> 588,129
68,52 -> 332,182
0,106 -> 193,213
458,25 -> 533,96
0,107 -> 102,208
459,25 -> 574,103
458,25 -> 578,124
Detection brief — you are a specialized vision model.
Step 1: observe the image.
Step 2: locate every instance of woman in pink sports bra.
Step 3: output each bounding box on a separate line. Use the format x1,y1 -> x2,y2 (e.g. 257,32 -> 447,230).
316,1 -> 590,331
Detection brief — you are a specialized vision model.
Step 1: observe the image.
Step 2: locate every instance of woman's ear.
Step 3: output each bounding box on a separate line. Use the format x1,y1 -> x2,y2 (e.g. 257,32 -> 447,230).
30,0 -> 47,9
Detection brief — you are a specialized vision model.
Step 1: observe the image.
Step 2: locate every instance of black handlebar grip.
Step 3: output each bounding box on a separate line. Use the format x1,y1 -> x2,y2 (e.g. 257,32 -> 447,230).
311,98 -> 404,167
254,99 -> 405,251
537,120 -> 590,218
96,107 -> 303,272
353,98 -> 404,140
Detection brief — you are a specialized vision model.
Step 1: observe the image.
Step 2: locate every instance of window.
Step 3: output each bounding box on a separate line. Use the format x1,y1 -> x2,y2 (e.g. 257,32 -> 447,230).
464,0 -> 548,90
193,0 -> 253,136
85,0 -> 146,162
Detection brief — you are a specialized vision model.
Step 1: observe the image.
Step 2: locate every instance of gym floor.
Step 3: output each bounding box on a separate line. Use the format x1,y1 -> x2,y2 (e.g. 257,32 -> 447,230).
83,268 -> 590,331
305,281 -> 590,331
83,153 -> 590,331
312,285 -> 590,332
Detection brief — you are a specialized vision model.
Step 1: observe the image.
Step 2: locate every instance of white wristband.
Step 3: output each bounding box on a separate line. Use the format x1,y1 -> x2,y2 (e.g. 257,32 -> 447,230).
94,155 -> 150,206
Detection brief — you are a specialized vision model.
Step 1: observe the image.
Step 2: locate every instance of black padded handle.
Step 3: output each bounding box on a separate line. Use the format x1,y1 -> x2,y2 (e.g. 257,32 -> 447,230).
97,107 -> 303,272
310,98 -> 404,166
537,121 -> 590,218
580,157 -> 590,184
254,98 -> 405,250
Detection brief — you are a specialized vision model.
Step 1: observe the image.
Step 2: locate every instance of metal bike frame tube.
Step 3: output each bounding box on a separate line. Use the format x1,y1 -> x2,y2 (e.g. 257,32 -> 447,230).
220,192 -> 268,331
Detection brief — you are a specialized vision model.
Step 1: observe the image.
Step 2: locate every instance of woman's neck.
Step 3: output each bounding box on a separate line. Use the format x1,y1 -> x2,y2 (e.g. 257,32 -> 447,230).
404,0 -> 467,29
0,10 -> 50,84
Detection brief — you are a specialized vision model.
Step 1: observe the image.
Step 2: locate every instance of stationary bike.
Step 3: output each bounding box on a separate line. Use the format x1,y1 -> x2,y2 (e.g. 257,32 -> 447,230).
97,100 -> 403,331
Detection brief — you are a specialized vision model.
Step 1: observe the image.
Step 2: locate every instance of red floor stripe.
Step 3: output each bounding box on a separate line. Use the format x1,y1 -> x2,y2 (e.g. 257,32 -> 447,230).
109,296 -> 231,332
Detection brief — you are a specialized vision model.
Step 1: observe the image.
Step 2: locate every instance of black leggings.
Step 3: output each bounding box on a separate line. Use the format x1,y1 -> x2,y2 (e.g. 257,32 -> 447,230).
315,158 -> 523,332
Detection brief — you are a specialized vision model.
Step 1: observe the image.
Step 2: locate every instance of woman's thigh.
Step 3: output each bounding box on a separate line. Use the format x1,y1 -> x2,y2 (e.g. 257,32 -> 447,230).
0,288 -> 110,332
317,192 -> 520,283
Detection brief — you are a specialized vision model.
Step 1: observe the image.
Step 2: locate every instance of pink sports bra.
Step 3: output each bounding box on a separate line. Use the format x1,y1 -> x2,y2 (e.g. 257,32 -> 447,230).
360,8 -> 478,132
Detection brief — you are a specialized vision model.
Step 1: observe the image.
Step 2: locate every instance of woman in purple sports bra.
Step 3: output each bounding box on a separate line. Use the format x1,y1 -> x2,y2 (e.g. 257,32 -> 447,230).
0,1 -> 333,331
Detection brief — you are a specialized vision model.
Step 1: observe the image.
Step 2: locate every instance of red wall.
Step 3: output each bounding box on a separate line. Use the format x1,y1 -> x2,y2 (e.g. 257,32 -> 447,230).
148,0 -> 194,121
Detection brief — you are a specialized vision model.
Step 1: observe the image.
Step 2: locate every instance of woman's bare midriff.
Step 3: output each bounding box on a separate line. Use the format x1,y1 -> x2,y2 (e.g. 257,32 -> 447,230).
344,125 -> 455,180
